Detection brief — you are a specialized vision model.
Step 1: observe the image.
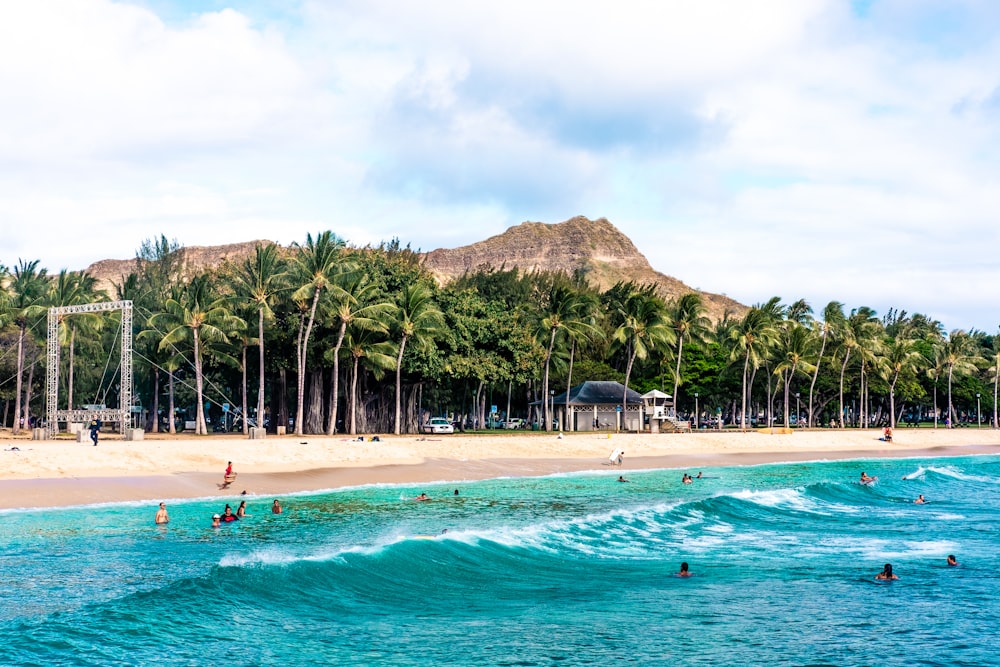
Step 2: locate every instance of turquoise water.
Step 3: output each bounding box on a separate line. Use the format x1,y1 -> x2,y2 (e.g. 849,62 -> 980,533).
2,455 -> 999,666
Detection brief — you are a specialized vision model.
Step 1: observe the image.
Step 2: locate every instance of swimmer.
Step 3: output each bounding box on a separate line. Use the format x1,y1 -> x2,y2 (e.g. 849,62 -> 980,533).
236,500 -> 247,517
154,502 -> 169,525
947,555 -> 959,567
415,493 -> 430,501
682,474 -> 693,484
914,495 -> 926,504
677,562 -> 692,577
696,472 -> 702,479
272,499 -> 283,514
454,489 -> 459,496
860,472 -> 875,483
221,504 -> 238,522
617,476 -> 629,483
211,514 -> 221,528
874,563 -> 899,581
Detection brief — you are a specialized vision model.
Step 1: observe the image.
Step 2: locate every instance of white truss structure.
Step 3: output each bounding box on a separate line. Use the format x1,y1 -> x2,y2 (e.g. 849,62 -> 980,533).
45,300 -> 133,439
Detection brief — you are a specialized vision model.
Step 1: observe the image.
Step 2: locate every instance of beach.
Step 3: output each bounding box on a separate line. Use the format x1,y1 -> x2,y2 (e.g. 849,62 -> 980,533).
3,427 -> 1000,510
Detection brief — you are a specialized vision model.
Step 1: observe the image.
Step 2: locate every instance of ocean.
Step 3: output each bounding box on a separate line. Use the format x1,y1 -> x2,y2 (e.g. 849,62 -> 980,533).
2,455 -> 998,666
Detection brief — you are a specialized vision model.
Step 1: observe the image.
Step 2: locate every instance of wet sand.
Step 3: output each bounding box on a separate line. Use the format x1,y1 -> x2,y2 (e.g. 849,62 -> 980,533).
2,428 -> 999,510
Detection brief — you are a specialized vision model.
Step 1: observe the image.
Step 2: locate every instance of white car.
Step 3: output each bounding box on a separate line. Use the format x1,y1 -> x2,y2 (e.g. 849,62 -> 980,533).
422,417 -> 454,434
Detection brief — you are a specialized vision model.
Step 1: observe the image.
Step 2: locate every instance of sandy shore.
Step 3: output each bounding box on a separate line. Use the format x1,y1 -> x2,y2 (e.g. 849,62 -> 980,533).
2,427 -> 999,510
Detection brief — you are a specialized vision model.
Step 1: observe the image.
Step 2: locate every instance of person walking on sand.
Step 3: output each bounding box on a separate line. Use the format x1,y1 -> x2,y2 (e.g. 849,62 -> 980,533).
88,417 -> 102,446
155,502 -> 169,525
223,462 -> 236,486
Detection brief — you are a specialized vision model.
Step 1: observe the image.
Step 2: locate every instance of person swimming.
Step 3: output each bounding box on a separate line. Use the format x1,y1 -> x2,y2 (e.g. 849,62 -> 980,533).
875,563 -> 899,580
414,493 -> 430,501
947,555 -> 959,567
677,562 -> 692,577
682,474 -> 693,484
914,494 -> 926,504
860,472 -> 875,484
617,476 -> 629,483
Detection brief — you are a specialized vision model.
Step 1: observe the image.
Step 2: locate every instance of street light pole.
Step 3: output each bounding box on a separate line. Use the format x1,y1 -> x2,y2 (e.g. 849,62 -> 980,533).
550,390 -> 555,432
977,393 -> 981,428
694,392 -> 699,430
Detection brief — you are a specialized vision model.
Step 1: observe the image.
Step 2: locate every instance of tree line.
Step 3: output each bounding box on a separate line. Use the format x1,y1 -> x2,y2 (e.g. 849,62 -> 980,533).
1,232 -> 998,436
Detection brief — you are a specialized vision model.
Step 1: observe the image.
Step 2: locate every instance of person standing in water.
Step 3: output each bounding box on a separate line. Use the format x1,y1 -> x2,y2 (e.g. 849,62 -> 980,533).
677,562 -> 692,577
154,503 -> 169,525
272,499 -> 283,514
875,563 -> 899,580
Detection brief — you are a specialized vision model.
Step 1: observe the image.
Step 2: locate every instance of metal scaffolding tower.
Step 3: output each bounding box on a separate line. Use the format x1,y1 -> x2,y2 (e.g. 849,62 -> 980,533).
45,300 -> 133,439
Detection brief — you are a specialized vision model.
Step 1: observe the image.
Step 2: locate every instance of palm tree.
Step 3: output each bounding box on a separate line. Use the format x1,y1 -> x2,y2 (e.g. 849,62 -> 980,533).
835,307 -> 876,428
228,242 -> 288,432
563,291 -> 603,425
729,307 -> 777,430
773,322 -> 816,428
611,290 -> 674,426
537,283 -> 603,431
881,337 -> 924,428
807,302 -> 844,428
322,271 -> 394,435
149,275 -> 244,435
391,283 -> 445,435
668,292 -> 712,415
290,232 -> 346,435
987,336 -> 1000,429
940,330 -> 983,428
344,326 -> 395,434
8,260 -> 49,435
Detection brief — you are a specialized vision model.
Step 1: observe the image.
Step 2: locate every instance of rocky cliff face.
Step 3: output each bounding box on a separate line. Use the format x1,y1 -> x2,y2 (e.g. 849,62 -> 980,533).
421,216 -> 744,320
84,218 -> 744,320
86,240 -> 275,297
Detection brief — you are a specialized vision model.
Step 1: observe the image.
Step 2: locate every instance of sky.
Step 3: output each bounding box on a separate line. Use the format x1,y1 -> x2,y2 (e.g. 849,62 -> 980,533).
1,0 -> 998,332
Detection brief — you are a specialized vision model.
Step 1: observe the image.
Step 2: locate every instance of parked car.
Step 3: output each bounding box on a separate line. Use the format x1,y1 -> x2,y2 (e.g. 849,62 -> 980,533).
422,417 -> 454,434
503,418 -> 525,429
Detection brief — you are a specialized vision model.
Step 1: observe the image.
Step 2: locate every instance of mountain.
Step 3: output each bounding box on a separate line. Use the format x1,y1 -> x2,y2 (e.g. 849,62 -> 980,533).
420,216 -> 743,320
83,217 -> 744,320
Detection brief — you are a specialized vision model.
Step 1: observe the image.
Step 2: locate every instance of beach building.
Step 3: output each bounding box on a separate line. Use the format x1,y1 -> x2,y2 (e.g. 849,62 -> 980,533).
540,381 -> 645,432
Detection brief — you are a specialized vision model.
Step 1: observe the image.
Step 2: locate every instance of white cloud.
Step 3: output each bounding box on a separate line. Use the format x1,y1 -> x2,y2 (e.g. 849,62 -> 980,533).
0,0 -> 998,331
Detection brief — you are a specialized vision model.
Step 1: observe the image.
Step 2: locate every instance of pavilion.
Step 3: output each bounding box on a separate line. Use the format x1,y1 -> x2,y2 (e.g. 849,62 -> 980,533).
541,381 -> 645,432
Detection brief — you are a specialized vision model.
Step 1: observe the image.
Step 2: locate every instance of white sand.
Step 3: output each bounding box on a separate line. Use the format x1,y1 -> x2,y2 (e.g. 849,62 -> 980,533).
2,427 -> 998,509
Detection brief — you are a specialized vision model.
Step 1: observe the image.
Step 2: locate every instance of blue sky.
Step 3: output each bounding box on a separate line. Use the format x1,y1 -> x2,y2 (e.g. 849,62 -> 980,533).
1,0 -> 998,332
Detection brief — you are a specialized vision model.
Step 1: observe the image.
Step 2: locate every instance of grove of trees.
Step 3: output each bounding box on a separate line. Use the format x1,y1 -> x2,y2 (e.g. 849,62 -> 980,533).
1,233 -> 998,436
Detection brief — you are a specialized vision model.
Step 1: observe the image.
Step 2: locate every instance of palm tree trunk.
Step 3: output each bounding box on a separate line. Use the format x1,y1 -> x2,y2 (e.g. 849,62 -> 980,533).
350,356 -> 359,435
257,307 -> 266,430
543,328 -> 556,432
241,344 -> 249,436
68,325 -> 76,412
740,351 -> 751,431
168,371 -> 176,434
13,324 -> 25,435
394,334 -> 408,435
194,330 -> 207,435
565,341 -> 576,432
947,365 -> 955,428
889,374 -> 898,429
838,350 -> 851,429
808,331 -> 828,428
296,289 -> 322,436
672,335 -> 685,418
326,322 -> 347,435
993,372 -> 998,429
